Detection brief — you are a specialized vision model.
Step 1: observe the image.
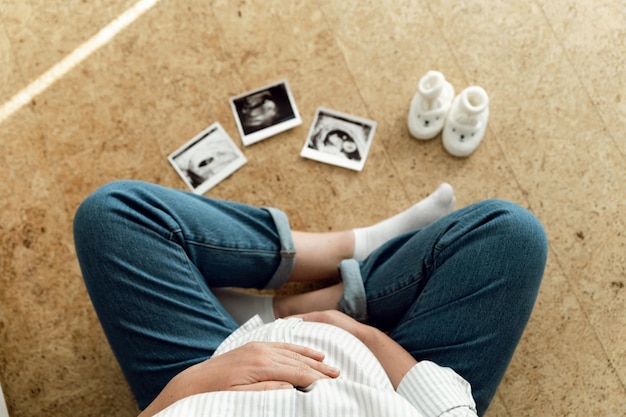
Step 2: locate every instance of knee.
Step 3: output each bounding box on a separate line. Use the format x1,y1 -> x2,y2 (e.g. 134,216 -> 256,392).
474,199 -> 548,281
73,180 -> 146,241
485,200 -> 547,251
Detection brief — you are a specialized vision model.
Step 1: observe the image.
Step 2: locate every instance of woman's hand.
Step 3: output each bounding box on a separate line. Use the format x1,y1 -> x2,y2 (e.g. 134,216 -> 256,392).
139,342 -> 339,417
202,341 -> 340,391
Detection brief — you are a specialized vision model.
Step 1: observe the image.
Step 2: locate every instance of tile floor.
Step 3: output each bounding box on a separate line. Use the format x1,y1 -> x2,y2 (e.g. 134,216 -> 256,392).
0,0 -> 624,416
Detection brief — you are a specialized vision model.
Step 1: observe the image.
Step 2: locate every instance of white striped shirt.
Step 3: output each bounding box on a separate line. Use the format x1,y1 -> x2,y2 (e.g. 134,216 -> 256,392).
155,316 -> 477,417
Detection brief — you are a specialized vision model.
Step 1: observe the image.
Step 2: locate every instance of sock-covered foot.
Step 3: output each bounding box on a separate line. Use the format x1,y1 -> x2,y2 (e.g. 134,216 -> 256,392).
352,183 -> 455,261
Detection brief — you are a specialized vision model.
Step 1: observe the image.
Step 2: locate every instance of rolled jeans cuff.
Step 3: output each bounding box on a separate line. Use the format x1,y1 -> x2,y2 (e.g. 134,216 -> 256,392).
262,207 -> 296,290
337,259 -> 368,321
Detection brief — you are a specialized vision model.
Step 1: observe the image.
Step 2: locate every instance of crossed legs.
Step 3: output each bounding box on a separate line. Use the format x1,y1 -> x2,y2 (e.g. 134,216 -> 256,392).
74,180 -> 547,415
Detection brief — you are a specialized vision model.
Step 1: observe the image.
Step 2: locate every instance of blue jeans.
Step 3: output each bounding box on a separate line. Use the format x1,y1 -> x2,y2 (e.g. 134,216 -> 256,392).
73,180 -> 547,415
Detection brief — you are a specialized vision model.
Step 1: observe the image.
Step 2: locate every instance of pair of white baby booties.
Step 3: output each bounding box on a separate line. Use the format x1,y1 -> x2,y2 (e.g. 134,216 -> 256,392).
408,71 -> 489,157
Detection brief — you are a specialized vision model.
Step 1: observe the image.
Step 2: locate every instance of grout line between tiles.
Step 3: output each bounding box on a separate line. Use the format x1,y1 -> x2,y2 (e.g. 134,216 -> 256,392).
526,0 -> 626,395
542,238 -> 626,394
314,0 -> 421,206
528,0 -> 626,163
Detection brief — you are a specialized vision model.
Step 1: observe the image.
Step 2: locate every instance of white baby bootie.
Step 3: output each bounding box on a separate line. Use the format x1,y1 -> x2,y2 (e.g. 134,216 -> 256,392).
442,86 -> 489,157
408,71 -> 455,140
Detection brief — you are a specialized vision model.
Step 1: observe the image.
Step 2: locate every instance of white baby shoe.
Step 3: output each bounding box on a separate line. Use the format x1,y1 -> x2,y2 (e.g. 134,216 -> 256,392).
408,71 -> 455,140
442,86 -> 489,157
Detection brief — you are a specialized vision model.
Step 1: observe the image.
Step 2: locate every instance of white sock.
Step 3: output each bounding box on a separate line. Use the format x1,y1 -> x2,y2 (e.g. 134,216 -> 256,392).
352,183 -> 456,261
212,287 -> 276,325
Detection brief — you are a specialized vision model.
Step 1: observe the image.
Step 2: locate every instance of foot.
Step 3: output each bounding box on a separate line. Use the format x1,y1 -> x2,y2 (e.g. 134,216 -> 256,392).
352,183 -> 455,260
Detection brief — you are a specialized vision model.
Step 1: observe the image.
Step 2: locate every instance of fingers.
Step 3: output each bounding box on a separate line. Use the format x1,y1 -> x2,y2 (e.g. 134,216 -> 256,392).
281,343 -> 326,362
284,346 -> 340,380
244,342 -> 340,389
269,343 -> 341,381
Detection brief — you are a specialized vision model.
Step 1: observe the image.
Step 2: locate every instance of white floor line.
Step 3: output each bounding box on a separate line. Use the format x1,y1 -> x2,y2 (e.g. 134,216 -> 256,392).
0,382 -> 9,417
0,0 -> 160,125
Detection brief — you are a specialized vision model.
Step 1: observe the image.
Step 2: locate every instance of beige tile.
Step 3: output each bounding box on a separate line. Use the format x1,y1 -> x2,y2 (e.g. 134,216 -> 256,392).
575,216 -> 626,383
211,0 -> 345,86
0,18 -> 20,103
0,107 -> 45,198
0,110 -> 137,415
23,2 -> 236,162
536,0 -> 626,156
316,0 -> 463,132
484,394 -> 511,417
1,0 -> 138,83
498,260 -> 626,416
0,193 -> 138,416
54,141 -> 170,215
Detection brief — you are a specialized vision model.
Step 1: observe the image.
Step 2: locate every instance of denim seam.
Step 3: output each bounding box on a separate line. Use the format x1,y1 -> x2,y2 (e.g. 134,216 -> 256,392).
366,279 -> 421,304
